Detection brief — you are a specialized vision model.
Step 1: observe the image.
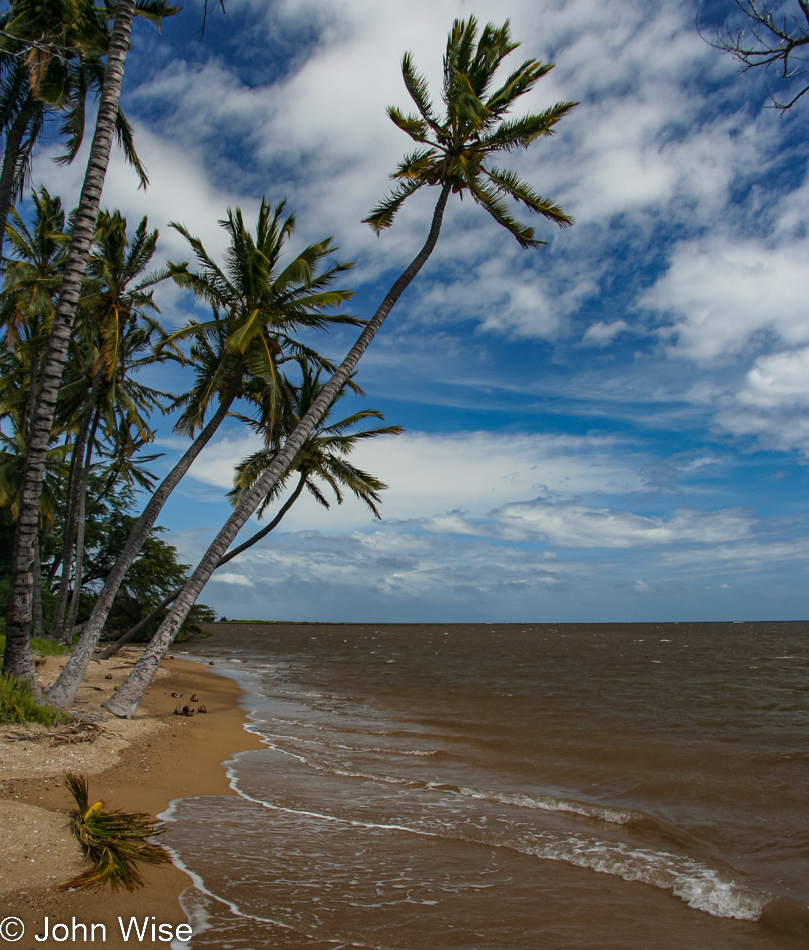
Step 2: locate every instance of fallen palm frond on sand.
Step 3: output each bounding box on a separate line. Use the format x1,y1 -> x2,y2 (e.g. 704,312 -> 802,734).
61,772 -> 171,891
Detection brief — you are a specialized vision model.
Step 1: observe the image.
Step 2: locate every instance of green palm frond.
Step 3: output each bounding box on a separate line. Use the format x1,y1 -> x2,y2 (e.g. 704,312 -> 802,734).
467,177 -> 543,249
60,773 -> 170,893
363,178 -> 426,233
387,106 -> 429,142
484,167 -> 573,226
401,51 -> 440,130
478,103 -> 577,151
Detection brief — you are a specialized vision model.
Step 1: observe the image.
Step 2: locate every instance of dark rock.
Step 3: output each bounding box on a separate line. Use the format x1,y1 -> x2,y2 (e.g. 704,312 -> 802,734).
190,694 -> 199,702
197,704 -> 207,713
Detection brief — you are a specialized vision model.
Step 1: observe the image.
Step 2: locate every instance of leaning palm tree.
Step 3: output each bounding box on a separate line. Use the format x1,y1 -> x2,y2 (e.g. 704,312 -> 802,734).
98,359 -> 401,659
103,16 -> 576,718
47,199 -> 355,709
3,0 -> 161,696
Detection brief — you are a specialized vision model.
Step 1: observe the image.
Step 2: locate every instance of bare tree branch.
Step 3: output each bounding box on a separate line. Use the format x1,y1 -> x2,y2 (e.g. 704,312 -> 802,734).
704,0 -> 809,112
199,0 -> 226,39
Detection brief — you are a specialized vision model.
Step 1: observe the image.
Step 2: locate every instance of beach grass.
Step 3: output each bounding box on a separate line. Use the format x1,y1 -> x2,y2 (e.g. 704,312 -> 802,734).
0,670 -> 70,726
0,633 -> 71,656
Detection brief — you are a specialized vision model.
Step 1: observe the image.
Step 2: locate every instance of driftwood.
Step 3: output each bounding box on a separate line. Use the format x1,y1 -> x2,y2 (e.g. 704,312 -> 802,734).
4,721 -> 105,744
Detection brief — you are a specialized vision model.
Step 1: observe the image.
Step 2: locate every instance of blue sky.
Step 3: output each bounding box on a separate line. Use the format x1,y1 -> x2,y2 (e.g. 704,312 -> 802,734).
31,0 -> 809,622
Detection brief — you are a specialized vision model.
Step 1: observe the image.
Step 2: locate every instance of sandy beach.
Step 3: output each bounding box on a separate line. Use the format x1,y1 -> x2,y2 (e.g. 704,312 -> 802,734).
0,650 -> 263,950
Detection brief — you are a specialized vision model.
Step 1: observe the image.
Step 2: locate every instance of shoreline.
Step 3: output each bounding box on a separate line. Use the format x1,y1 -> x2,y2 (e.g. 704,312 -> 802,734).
0,649 -> 264,950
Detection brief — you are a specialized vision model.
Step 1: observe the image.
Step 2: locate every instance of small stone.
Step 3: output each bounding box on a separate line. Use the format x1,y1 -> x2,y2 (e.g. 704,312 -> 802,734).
190,694 -> 199,702
169,655 -> 175,660
105,673 -> 113,679
209,661 -> 215,665
171,691 -> 183,698
197,704 -> 207,713
173,706 -> 184,715
182,705 -> 194,716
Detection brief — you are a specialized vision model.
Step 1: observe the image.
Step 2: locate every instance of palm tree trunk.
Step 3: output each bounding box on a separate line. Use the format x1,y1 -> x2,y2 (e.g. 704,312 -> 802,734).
103,184 -> 452,718
27,359 -> 45,642
50,371 -> 103,641
2,0 -> 138,695
47,370 -> 243,708
97,469 -> 308,659
0,93 -> 38,268
61,410 -> 99,644
31,532 -> 44,640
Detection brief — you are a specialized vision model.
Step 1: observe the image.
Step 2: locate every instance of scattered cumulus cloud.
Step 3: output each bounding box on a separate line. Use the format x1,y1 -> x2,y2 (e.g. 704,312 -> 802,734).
582,319 -> 631,347
642,238 -> 809,362
491,502 -> 754,548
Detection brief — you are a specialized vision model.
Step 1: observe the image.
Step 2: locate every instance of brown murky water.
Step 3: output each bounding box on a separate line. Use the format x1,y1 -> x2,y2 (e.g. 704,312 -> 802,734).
168,622 -> 809,949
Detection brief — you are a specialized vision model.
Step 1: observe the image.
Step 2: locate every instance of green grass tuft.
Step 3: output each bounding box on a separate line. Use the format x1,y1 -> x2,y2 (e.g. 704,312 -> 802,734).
33,636 -> 71,656
0,634 -> 70,657
0,672 -> 68,727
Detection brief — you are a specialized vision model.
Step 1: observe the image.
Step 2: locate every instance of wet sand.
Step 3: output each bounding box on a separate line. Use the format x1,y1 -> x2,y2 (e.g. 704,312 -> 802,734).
0,650 -> 262,950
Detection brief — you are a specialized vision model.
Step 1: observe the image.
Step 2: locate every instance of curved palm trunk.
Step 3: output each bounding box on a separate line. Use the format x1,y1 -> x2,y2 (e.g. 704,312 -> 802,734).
3,0 -> 138,694
0,94 -> 39,268
47,371 -> 243,708
103,184 -> 452,718
97,470 -> 308,659
50,372 -> 103,641
61,410 -> 100,644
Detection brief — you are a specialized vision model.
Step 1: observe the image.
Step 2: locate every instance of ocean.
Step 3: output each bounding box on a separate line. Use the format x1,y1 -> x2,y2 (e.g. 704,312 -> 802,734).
165,621 -> 809,949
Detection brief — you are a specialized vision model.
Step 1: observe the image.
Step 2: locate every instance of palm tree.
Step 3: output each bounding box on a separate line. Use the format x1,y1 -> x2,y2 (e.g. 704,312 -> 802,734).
0,397 -> 69,637
0,186 -> 69,638
48,209 -> 166,644
47,199 -> 356,709
98,359 -> 402,659
103,15 -> 576,718
0,0 -> 175,264
4,0 -> 145,696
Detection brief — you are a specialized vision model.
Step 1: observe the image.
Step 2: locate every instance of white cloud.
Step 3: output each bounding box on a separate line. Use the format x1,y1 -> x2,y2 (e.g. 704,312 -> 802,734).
210,572 -> 253,586
660,539 -> 809,568
711,348 -> 809,455
209,528 -> 568,614
186,429 -> 650,531
641,237 -> 809,362
582,319 -> 631,347
492,501 -> 754,548
736,348 -> 809,410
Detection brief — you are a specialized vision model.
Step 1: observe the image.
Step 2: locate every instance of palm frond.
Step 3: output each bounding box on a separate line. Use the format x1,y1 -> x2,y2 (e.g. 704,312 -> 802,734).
363,179 -> 426,233
468,177 -> 543,249
484,166 -> 573,227
60,773 -> 171,893
401,51 -> 440,130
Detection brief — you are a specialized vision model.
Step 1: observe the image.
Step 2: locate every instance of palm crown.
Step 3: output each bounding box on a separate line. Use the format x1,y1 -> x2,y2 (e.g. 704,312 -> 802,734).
230,355 -> 402,520
364,17 -> 577,248
164,198 -> 358,438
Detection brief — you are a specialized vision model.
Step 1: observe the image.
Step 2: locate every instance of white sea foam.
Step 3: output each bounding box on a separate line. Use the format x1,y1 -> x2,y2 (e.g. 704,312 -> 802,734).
457,786 -> 640,825
220,768 -> 770,923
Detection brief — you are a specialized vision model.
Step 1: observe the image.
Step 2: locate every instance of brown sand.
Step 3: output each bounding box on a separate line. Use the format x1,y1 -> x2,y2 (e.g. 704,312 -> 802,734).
0,649 -> 263,949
